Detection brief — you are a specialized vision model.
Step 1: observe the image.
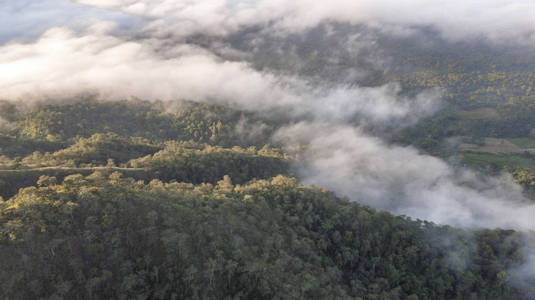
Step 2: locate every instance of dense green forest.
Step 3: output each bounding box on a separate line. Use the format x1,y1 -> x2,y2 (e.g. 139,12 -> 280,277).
0,97 -> 534,299
0,101 -> 289,200
0,173 -> 529,299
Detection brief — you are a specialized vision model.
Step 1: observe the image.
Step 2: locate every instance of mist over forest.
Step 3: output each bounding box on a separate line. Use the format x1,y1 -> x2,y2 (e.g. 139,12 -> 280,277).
3,1 -> 535,299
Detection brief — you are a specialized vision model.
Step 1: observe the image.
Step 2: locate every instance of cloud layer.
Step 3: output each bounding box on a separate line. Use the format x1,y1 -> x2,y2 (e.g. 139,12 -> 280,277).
276,122 -> 535,230
74,0 -> 535,43
0,23 -> 439,124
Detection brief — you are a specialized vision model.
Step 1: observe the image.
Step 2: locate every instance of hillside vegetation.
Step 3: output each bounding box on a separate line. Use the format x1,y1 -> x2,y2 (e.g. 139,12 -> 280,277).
0,98 -> 533,298
0,173 -> 527,299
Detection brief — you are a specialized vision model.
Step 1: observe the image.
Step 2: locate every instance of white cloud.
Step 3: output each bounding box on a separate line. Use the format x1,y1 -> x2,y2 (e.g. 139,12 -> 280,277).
275,122 -> 535,230
0,24 -> 439,124
0,24 -> 292,109
74,0 -> 535,43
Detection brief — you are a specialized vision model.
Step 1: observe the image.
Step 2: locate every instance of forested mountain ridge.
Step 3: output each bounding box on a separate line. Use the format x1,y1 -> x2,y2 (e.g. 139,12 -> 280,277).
0,173 -> 528,299
0,98 -> 534,299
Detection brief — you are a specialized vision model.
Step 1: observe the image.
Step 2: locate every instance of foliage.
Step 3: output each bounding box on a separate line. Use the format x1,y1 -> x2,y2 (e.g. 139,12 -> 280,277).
50,133 -> 160,166
0,174 -> 529,299
0,140 -> 290,200
0,133 -> 64,158
14,99 -> 276,148
129,141 -> 291,185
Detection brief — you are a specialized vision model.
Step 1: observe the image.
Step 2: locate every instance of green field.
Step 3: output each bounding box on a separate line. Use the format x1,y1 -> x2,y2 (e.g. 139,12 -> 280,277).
461,151 -> 535,171
456,107 -> 500,120
507,137 -> 535,148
